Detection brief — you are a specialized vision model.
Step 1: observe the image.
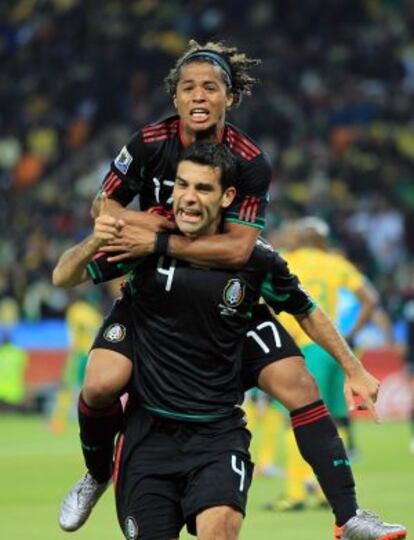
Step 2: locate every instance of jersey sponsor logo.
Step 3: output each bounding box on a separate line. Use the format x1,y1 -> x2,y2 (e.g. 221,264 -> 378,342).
124,516 -> 139,540
114,146 -> 133,175
103,323 -> 126,343
223,278 -> 245,308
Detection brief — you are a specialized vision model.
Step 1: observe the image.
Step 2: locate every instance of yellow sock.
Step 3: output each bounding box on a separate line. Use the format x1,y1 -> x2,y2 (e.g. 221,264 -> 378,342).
49,389 -> 72,433
285,428 -> 313,502
257,406 -> 282,470
244,398 -> 258,433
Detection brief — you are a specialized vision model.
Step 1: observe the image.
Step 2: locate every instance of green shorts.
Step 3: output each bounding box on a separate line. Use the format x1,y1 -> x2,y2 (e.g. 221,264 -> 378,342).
302,343 -> 347,419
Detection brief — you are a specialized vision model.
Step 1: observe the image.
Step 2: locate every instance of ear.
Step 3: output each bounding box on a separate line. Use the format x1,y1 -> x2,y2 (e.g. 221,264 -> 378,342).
173,95 -> 178,109
226,92 -> 234,109
221,186 -> 236,208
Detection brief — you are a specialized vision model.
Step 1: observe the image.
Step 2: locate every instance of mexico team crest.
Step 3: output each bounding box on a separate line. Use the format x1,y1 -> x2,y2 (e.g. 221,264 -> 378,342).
103,323 -> 126,343
223,278 -> 245,307
124,516 -> 139,540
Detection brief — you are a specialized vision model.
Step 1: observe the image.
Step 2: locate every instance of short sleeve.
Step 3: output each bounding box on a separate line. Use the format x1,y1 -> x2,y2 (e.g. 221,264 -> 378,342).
86,252 -> 138,284
97,131 -> 146,207
224,154 -> 271,230
261,252 -> 316,315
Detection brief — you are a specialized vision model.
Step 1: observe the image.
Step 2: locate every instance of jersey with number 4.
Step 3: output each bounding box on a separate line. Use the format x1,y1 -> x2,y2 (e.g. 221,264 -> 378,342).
99,115 -> 271,230
87,239 -> 315,420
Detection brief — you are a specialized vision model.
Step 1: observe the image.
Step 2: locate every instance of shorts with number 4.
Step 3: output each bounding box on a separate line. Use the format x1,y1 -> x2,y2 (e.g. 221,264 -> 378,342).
114,406 -> 254,540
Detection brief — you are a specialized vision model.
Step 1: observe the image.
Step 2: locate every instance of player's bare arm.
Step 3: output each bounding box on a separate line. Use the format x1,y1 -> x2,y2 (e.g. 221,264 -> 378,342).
295,305 -> 380,421
53,194 -> 123,287
91,195 -> 175,233
167,221 -> 259,267
346,281 -> 379,343
102,219 -> 259,267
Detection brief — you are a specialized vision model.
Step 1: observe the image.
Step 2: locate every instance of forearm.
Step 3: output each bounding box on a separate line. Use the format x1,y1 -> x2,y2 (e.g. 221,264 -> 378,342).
296,306 -> 363,375
168,227 -> 259,268
52,235 -> 99,287
347,285 -> 378,339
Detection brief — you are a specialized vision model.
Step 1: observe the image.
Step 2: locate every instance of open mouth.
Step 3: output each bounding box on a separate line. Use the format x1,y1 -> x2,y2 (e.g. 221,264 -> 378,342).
178,208 -> 202,223
190,108 -> 210,123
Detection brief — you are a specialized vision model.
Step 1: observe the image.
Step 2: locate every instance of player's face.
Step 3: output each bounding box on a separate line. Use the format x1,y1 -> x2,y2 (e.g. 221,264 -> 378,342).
174,62 -> 234,142
173,160 -> 236,236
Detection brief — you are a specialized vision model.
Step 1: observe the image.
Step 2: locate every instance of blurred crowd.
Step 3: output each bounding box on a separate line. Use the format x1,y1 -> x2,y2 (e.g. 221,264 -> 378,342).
1,0 -> 414,323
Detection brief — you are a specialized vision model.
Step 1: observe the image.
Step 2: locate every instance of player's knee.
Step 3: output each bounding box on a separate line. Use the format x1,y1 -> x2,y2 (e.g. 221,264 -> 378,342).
82,378 -> 116,408
82,371 -> 121,407
197,507 -> 242,540
82,350 -> 131,407
295,370 -> 320,403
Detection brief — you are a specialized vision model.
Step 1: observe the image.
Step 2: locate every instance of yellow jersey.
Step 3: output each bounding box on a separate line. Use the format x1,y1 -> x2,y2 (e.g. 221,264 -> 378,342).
66,301 -> 102,353
277,248 -> 365,347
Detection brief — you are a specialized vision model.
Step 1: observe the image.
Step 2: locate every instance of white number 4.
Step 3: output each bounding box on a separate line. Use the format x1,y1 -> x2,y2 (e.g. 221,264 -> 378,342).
157,256 -> 176,291
231,455 -> 246,491
246,321 -> 281,353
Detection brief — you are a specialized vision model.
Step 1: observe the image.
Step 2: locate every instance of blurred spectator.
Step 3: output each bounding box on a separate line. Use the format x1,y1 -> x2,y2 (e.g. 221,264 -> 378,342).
0,333 -> 28,410
1,0 -> 413,324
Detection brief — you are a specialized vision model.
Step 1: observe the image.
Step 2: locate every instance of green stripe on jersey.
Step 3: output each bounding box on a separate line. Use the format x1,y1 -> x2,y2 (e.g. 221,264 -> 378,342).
144,404 -> 234,421
224,218 -> 264,230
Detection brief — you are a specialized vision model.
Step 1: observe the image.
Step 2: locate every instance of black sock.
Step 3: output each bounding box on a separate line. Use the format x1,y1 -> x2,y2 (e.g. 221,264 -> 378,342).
291,400 -> 357,526
78,393 -> 123,483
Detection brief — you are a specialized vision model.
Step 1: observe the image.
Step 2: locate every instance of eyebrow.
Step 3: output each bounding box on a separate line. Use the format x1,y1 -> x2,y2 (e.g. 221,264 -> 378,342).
175,175 -> 214,189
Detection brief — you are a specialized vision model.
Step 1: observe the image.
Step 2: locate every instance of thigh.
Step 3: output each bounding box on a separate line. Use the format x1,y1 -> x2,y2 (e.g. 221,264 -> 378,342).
242,304 -> 304,390
84,298 -> 135,403
258,356 -> 320,411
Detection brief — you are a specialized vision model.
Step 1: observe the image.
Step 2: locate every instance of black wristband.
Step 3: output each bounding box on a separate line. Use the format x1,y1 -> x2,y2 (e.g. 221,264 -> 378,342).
154,232 -> 170,255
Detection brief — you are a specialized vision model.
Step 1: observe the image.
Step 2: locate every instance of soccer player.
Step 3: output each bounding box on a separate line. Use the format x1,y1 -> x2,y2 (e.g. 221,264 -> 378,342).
50,297 -> 102,433
54,41 -> 404,540
266,217 -> 380,511
53,143 -> 406,539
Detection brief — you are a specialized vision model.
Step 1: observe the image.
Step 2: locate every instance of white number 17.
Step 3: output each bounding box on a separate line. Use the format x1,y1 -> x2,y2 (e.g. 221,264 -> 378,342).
246,321 -> 281,353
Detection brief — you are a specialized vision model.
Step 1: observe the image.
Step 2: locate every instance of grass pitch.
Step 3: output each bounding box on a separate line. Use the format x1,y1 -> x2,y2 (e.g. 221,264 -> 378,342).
0,414 -> 412,539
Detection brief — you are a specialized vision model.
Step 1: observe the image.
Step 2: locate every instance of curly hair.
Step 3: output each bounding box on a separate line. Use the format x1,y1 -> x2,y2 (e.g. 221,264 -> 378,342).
164,40 -> 261,107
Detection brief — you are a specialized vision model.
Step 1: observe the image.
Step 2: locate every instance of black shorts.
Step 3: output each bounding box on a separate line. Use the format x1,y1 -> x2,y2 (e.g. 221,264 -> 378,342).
91,300 -> 302,390
114,406 -> 253,539
91,298 -> 135,361
241,304 -> 303,390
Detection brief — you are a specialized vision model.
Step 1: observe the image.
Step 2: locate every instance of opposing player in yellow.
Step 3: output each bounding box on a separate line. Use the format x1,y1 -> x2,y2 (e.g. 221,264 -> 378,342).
267,217 -> 378,511
50,298 -> 102,433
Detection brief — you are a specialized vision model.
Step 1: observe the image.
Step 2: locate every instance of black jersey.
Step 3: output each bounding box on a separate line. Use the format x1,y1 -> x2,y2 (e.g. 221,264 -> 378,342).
87,239 -> 315,421
99,115 -> 271,230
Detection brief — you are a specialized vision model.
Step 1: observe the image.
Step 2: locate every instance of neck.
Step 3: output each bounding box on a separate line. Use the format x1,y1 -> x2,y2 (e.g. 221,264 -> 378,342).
180,121 -> 225,146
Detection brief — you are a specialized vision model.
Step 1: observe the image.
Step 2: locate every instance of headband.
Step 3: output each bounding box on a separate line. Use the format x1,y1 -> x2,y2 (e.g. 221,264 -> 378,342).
177,50 -> 233,89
